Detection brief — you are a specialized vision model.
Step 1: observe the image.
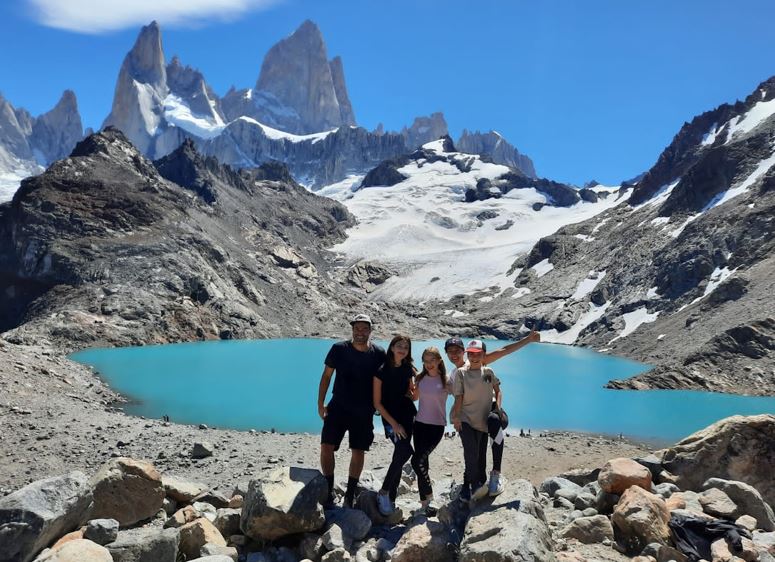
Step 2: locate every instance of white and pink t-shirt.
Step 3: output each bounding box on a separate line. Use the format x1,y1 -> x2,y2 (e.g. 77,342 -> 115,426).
415,374 -> 451,426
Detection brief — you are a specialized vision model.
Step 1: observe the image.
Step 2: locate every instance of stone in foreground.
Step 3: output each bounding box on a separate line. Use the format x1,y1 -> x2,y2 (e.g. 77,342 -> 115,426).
391,519 -> 456,562
560,514 -> 615,544
459,478 -> 556,562
33,539 -> 112,562
612,485 -> 671,553
106,527 -> 179,562
89,457 -> 165,527
598,457 -> 652,495
0,471 -> 93,562
240,466 -> 327,541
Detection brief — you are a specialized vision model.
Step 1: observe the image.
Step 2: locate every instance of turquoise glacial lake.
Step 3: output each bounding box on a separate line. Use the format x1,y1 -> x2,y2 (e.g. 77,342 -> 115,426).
70,339 -> 775,444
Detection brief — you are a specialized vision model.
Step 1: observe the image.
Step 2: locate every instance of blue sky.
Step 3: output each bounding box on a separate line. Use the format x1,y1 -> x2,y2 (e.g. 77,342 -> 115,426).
2,0 -> 775,185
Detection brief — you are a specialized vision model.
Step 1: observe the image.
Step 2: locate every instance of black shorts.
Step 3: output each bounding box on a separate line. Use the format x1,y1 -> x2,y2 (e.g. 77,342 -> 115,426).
321,403 -> 374,451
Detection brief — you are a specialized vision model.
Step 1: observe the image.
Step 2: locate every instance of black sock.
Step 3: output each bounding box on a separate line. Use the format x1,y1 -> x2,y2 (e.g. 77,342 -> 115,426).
325,474 -> 335,501
344,476 -> 359,503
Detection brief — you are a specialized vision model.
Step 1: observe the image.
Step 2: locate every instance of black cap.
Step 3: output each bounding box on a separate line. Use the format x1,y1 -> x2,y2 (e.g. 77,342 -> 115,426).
444,337 -> 465,351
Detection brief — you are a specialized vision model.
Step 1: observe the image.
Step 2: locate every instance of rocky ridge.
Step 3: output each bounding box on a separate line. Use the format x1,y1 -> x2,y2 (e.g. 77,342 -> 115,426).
0,128 -> 434,349
1,414 -> 773,562
448,75 -> 775,395
457,129 -> 537,178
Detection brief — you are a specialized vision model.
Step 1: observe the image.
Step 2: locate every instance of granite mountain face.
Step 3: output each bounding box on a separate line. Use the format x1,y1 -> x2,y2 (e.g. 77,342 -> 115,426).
97,20 -> 537,188
0,91 -> 84,200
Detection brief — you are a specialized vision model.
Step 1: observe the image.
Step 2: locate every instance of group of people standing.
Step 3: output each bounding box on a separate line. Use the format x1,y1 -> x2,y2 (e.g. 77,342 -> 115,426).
317,313 -> 540,516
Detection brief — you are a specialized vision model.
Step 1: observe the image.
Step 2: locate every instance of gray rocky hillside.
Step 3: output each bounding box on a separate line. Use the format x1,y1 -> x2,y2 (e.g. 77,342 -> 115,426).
0,129 -> 432,350
476,76 -> 775,395
458,128 -> 538,178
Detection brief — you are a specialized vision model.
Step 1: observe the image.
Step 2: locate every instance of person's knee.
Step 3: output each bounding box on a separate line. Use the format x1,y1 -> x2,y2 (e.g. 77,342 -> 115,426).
487,414 -> 501,437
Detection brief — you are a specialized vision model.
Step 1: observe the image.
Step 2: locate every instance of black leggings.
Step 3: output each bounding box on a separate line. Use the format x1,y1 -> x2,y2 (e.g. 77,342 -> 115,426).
460,422 -> 488,487
410,421 -> 445,500
487,410 -> 507,473
381,420 -> 414,501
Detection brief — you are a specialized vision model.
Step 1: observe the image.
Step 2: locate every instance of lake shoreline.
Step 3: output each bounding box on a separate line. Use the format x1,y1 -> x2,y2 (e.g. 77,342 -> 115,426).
1,339 -> 652,498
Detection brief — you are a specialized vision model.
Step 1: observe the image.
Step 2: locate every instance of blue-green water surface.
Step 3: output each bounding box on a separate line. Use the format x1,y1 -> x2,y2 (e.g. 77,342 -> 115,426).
70,339 -> 775,444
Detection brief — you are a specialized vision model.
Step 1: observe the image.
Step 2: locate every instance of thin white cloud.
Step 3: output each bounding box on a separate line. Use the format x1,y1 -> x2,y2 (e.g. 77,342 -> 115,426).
27,0 -> 281,34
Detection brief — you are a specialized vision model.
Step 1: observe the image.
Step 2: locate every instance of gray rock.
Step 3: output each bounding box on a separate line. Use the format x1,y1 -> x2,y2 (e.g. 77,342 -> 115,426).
581,508 -> 598,517
162,475 -> 207,502
553,496 -> 575,510
703,478 -> 775,531
539,476 -> 583,498
33,539 -> 113,562
596,489 -> 620,514
0,471 -> 92,562
188,557 -> 235,562
698,488 -> 738,519
241,466 -> 327,541
391,519 -> 456,562
574,492 -> 597,511
323,523 -> 349,551
321,548 -> 351,562
88,457 -> 165,527
457,129 -> 536,177
298,532 -> 326,561
555,487 -> 580,503
106,527 -> 179,562
84,518 -> 119,545
199,543 -> 238,560
459,478 -> 555,562
191,442 -> 214,459
641,542 -> 689,562
213,508 -> 241,538
325,507 -> 372,541
560,514 -> 615,544
653,483 -> 680,499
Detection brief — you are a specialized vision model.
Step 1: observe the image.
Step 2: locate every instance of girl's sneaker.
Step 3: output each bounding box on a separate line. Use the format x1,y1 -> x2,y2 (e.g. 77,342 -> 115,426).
377,492 -> 394,516
488,472 -> 504,496
471,481 -> 489,502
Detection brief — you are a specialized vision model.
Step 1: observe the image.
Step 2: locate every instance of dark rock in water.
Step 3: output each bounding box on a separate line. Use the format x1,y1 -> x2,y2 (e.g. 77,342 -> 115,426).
0,471 -> 93,562
360,157 -> 409,188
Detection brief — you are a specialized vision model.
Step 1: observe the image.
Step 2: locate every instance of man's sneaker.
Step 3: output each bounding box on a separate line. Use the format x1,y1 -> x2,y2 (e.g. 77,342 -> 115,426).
471,481 -> 489,502
377,492 -> 394,516
488,472 -> 504,497
458,484 -> 472,503
424,501 -> 439,517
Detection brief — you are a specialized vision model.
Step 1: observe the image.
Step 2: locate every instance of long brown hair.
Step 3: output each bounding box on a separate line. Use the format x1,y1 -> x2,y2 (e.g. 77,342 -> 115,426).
416,347 -> 447,386
387,335 -> 414,369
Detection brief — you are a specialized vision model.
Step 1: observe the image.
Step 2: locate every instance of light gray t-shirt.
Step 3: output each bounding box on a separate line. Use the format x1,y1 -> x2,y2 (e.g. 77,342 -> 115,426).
415,374 -> 451,426
452,365 -> 499,433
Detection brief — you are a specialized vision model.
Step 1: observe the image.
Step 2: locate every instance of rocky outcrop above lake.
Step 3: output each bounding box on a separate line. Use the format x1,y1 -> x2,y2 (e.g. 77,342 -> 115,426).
457,129 -> 537,178
459,74 -> 775,396
0,127 -> 432,348
1,415 -> 772,562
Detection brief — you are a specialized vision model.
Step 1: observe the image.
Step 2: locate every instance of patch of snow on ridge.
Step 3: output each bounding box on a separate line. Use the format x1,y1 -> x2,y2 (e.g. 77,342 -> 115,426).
541,302 -> 611,345
236,117 -> 337,144
572,271 -> 606,300
634,178 -> 681,210
704,149 -> 775,211
701,122 -> 720,146
329,146 -> 625,300
0,152 -> 43,203
531,259 -> 554,278
726,98 -> 775,142
163,95 -> 225,139
609,307 -> 660,343
511,287 -> 531,299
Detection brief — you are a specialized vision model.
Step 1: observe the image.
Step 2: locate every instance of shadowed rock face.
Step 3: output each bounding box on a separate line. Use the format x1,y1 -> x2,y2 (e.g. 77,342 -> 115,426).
457,129 -> 537,178
0,128 -> 363,348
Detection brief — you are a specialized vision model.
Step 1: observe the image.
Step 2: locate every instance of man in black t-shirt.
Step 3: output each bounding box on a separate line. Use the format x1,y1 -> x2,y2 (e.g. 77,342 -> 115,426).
317,313 -> 386,507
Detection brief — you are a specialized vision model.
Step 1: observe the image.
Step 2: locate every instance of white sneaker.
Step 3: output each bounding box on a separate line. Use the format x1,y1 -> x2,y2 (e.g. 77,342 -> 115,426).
377,492 -> 394,516
471,481 -> 489,502
488,472 -> 504,497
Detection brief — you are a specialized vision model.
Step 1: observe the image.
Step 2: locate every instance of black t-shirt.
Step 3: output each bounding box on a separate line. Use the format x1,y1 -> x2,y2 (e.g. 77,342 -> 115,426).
325,340 -> 386,415
375,362 -> 417,424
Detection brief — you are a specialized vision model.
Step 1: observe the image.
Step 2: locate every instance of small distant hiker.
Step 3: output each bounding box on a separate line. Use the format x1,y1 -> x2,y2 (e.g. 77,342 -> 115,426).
317,313 -> 386,507
373,335 -> 417,516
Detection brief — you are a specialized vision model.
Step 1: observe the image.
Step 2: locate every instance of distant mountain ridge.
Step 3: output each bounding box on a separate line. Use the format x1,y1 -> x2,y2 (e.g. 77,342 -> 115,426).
0,91 -> 84,201
99,20 -> 537,187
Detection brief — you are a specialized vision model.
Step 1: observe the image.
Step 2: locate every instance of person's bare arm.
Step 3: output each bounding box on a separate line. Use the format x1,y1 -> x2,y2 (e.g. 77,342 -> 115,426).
451,395 -> 463,432
493,380 -> 502,411
317,365 -> 334,420
483,330 -> 541,365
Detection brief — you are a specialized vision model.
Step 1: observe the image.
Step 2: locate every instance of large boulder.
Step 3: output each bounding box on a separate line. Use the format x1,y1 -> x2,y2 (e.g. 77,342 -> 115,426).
89,457 -> 165,527
612,486 -> 671,553
240,466 -> 327,541
33,539 -> 112,562
660,415 -> 775,508
539,477 -> 582,498
391,519 -> 456,562
560,515 -> 615,544
459,478 -> 556,562
598,458 -> 653,495
178,518 -> 226,559
703,478 -> 775,531
324,507 -> 372,541
698,488 -> 738,519
162,475 -> 208,502
106,527 -> 179,562
0,471 -> 93,562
